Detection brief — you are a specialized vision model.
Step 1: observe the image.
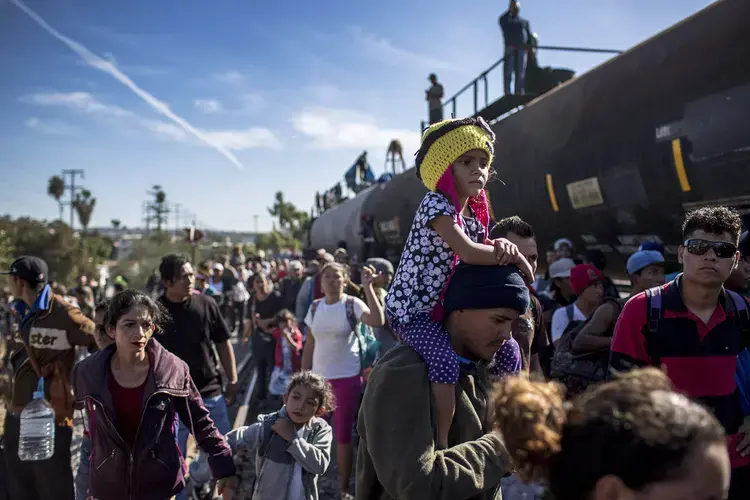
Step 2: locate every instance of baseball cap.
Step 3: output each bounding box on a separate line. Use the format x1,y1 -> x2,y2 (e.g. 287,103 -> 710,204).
548,258 -> 575,279
570,264 -> 604,295
1,256 -> 48,284
553,238 -> 574,251
318,252 -> 334,264
638,240 -> 665,256
212,263 -> 224,272
627,250 -> 665,275
289,260 -> 303,272
365,258 -> 394,276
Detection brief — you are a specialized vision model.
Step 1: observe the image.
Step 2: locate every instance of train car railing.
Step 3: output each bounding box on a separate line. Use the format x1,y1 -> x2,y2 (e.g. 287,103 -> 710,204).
420,45 -> 623,132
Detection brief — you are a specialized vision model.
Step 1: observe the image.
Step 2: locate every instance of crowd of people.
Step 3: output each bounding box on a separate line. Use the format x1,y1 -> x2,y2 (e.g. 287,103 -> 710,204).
3,117 -> 750,500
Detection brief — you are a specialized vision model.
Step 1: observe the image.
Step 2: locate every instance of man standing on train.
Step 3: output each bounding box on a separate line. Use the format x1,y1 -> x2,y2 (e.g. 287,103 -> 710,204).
499,0 -> 533,96
426,73 -> 444,124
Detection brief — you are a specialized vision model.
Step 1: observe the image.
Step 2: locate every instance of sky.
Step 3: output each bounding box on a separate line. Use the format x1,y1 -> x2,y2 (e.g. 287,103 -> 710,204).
0,0 -> 714,232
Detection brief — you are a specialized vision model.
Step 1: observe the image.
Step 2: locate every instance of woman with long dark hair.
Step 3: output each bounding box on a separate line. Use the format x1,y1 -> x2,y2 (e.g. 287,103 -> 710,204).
73,290 -> 237,500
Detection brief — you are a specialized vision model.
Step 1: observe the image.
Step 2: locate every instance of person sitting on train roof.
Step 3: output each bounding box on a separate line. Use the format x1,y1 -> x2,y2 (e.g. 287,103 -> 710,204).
356,263 -> 527,500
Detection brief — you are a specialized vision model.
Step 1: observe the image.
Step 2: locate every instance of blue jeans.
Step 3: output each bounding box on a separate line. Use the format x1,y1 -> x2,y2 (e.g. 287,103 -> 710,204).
74,435 -> 92,500
175,394 -> 231,500
504,48 -> 527,95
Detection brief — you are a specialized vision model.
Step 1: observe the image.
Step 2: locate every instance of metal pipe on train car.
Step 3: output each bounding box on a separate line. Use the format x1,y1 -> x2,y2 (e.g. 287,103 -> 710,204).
473,82 -> 478,115
440,45 -> 622,120
536,45 -> 623,54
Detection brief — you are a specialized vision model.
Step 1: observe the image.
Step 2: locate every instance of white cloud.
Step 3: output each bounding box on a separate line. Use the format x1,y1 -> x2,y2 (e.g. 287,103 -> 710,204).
292,107 -> 420,154
10,0 -> 245,169
143,120 -> 188,142
214,70 -> 245,84
23,91 -> 132,118
240,93 -> 265,111
24,91 -> 282,151
194,98 -> 223,113
24,117 -> 76,135
204,129 -> 282,151
349,26 -> 454,72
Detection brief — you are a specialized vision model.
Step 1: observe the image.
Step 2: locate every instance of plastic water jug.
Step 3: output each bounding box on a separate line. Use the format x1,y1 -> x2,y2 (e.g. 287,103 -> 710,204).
18,378 -> 55,461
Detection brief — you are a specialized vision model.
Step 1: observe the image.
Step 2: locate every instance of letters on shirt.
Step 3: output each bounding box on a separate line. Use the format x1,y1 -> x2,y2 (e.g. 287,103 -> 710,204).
29,327 -> 72,351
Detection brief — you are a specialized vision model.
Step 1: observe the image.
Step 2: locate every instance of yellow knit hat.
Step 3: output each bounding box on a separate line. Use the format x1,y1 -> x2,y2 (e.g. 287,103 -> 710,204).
415,117 -> 496,192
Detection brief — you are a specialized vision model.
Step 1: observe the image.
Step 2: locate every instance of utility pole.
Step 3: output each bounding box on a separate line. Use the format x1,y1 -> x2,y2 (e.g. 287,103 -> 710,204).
142,201 -> 151,234
173,203 -> 181,238
62,169 -> 84,229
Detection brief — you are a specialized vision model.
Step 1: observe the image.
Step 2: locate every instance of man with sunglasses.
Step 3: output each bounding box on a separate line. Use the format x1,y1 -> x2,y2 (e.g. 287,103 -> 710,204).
610,206 -> 750,499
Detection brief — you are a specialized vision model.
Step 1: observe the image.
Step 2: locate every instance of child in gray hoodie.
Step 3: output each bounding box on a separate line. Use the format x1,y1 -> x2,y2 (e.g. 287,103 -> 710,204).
195,371 -> 333,500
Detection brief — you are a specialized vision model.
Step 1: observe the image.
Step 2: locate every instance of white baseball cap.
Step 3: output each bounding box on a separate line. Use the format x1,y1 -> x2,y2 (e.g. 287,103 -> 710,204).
548,258 -> 575,278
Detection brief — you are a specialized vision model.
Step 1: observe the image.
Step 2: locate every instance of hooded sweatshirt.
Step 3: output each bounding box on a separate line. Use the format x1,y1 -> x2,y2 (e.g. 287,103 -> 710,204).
356,344 -> 514,500
223,407 -> 332,500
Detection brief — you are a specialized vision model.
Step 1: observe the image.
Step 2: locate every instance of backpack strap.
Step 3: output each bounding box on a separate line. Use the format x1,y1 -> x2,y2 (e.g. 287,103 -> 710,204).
644,286 -> 663,367
645,286 -> 663,334
258,412 -> 280,458
345,296 -> 367,372
725,289 -> 750,323
565,304 -> 575,323
345,296 -> 359,333
310,298 -> 322,323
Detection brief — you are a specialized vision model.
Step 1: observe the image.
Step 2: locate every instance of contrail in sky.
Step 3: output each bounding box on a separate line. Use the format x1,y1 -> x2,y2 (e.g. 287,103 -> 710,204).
10,0 -> 245,170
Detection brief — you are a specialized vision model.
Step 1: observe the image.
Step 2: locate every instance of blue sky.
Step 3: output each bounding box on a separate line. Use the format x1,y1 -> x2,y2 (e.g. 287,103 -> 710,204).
0,0 -> 713,232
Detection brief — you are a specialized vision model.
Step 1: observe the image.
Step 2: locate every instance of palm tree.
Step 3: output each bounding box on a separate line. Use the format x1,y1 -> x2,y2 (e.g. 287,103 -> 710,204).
73,189 -> 96,235
111,219 -> 121,238
47,176 -> 66,221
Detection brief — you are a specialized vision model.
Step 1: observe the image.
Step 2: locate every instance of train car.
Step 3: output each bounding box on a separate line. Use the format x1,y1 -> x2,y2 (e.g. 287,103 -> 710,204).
310,0 -> 750,277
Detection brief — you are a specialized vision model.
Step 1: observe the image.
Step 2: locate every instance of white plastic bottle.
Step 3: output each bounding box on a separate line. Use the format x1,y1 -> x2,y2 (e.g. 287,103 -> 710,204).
18,380 -> 55,461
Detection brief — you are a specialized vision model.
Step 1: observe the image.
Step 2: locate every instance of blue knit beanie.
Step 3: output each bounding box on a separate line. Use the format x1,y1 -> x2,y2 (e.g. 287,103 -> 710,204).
443,263 -> 530,315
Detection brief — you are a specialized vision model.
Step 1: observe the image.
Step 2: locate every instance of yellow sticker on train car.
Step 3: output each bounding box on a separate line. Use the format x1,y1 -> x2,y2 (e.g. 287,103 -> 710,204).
566,177 -> 605,210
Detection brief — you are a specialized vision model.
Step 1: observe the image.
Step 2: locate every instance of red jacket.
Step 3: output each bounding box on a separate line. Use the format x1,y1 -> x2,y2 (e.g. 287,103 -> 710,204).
72,339 -> 235,500
272,327 -> 303,372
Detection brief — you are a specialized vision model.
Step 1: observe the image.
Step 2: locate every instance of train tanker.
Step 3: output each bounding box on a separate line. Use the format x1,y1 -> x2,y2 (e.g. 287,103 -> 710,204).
308,0 -> 750,278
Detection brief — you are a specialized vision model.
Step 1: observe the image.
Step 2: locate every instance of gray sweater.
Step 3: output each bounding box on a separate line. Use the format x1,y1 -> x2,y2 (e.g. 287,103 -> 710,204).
228,408 -> 332,500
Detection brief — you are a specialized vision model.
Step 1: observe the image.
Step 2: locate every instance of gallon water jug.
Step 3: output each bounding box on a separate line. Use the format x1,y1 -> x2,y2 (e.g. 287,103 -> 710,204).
18,378 -> 55,461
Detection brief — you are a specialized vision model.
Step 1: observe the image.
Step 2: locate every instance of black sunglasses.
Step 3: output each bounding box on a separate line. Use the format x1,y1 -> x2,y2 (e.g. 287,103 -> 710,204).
684,239 -> 737,259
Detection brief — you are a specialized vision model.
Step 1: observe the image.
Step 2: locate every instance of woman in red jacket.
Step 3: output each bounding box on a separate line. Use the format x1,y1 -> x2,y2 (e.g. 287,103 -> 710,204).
73,289 -> 237,500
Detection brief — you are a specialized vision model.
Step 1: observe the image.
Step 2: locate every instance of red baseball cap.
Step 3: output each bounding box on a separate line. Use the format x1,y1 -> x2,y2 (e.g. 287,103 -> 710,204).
570,264 -> 603,295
